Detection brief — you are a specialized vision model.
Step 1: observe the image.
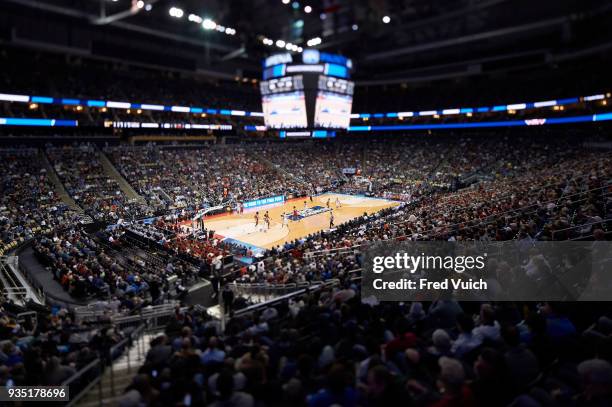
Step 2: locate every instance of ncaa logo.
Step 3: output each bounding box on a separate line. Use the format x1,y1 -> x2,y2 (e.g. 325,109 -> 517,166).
302,49 -> 320,64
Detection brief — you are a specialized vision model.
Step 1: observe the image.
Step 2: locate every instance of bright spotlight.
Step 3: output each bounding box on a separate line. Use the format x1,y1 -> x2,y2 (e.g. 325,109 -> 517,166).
352,24 -> 358,31
188,14 -> 203,23
304,5 -> 312,13
285,42 -> 293,50
136,0 -> 144,9
297,46 -> 303,52
144,3 -> 152,11
282,0 -> 290,3
306,37 -> 321,46
382,15 -> 391,23
276,39 -> 286,48
202,19 -> 217,30
169,7 -> 184,18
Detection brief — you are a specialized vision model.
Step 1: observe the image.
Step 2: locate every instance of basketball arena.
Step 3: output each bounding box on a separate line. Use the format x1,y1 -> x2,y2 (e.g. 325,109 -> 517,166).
0,1 -> 611,406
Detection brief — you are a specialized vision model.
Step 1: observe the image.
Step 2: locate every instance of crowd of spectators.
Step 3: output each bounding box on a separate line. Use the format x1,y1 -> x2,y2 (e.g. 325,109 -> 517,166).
221,137 -> 610,290
249,137 -> 551,200
2,41 -> 612,406
117,284 -> 612,407
0,132 -> 609,406
32,226 -> 195,306
0,148 -> 78,255
47,144 -> 152,222
0,299 -> 125,389
0,133 -> 605,303
105,145 -> 303,210
251,143 -> 362,193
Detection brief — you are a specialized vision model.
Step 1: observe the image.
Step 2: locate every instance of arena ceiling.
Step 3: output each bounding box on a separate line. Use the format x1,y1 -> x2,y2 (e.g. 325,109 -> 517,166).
1,0 -> 612,82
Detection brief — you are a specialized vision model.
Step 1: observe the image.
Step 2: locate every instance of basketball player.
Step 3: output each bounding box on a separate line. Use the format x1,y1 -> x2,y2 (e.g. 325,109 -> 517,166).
282,212 -> 289,229
254,211 -> 259,228
335,197 -> 341,208
264,211 -> 270,230
303,200 -> 308,210
329,210 -> 335,229
293,206 -> 299,218
326,198 -> 331,208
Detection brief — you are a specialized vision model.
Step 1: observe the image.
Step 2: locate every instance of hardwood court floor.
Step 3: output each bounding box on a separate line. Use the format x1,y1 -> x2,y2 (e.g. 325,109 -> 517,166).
203,193 -> 400,250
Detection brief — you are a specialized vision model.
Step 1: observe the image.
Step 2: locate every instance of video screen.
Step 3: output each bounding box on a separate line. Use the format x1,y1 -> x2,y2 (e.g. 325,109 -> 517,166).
314,91 -> 353,129
262,91 -> 308,129
260,76 -> 303,96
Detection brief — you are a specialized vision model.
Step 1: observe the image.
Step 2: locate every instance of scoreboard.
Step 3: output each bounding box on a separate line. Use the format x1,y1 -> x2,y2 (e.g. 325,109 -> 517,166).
260,49 -> 354,136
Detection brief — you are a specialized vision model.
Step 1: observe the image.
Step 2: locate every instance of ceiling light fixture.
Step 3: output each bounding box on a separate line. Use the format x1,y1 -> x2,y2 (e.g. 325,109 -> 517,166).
169,7 -> 184,18
202,19 -> 217,30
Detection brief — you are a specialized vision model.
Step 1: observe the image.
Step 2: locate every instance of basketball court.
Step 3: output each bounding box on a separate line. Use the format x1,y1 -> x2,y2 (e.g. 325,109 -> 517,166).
203,193 -> 400,251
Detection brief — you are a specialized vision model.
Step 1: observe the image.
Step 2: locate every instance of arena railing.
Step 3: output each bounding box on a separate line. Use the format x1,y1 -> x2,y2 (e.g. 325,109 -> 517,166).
15,243 -> 86,309
73,300 -> 180,325
551,219 -> 611,240
304,245 -> 362,259
110,302 -> 181,331
436,158 -> 610,204
231,268 -> 363,310
3,241 -> 63,306
63,321 -> 149,407
287,182 -> 610,261
0,259 -> 28,304
16,310 -> 37,325
233,278 -> 342,318
231,280 -> 338,303
450,187 -> 611,239
399,184 -> 610,240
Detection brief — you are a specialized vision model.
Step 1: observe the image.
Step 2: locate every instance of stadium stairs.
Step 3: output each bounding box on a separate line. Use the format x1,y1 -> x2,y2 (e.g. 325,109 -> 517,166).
40,150 -> 84,213
74,332 -> 156,407
255,152 -> 311,189
98,149 -> 147,204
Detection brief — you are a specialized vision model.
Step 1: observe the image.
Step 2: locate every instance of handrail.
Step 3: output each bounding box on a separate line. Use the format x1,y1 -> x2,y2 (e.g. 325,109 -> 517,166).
2,245 -> 52,305
424,189 -> 611,240
422,184 -> 609,228
233,278 -> 342,317
230,272 -> 363,294
551,219 -> 610,238
62,358 -> 101,387
62,321 -> 149,406
16,241 -> 86,309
